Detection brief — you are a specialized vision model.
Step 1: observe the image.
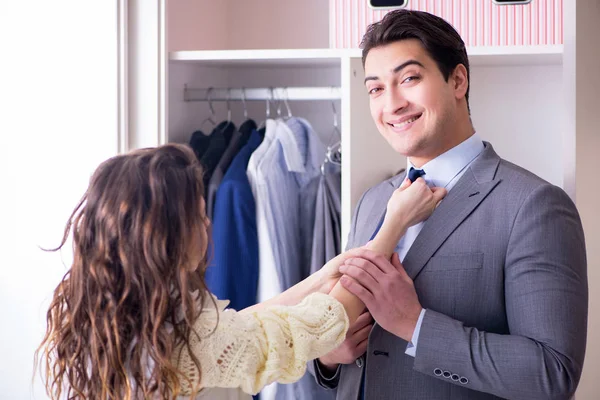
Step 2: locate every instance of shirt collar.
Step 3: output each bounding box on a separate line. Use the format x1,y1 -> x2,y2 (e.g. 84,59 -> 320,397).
407,133 -> 484,188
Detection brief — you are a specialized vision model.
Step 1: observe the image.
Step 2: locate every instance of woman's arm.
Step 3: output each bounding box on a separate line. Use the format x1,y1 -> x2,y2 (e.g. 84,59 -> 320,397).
328,219 -> 407,323
243,217 -> 407,316
242,248 -> 364,313
244,178 -> 446,324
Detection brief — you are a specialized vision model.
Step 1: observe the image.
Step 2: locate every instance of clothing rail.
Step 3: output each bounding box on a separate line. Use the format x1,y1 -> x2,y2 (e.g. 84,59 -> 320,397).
183,86 -> 342,102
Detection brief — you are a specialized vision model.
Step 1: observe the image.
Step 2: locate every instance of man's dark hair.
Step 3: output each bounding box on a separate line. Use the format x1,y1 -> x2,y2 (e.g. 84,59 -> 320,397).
360,9 -> 470,106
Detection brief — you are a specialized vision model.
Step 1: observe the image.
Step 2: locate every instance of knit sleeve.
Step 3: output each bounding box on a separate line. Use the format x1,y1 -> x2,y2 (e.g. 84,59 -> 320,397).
176,292 -> 349,396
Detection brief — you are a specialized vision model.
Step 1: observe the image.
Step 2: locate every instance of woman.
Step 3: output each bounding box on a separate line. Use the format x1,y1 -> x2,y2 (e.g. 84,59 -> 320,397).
35,143 -> 445,399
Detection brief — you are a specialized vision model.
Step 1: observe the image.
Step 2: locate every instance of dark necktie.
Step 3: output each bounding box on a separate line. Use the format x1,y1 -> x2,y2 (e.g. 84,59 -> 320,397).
408,166 -> 426,182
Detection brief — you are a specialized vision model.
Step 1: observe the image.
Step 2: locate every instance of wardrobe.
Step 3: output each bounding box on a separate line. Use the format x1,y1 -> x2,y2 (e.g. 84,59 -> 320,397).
122,1 -> 600,398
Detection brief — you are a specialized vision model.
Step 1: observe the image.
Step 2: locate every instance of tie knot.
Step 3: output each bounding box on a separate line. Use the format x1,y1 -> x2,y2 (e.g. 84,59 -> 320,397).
408,167 -> 426,183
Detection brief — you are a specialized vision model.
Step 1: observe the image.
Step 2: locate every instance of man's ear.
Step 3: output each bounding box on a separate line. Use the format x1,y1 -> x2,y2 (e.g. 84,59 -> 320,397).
452,64 -> 469,101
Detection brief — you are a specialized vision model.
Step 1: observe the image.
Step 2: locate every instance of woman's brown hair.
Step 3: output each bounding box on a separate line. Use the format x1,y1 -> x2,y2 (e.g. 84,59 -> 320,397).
35,143 -> 211,399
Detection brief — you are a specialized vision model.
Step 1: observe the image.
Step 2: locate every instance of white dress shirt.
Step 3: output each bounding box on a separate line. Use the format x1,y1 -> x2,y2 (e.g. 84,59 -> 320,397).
246,119 -> 281,400
247,119 -> 282,304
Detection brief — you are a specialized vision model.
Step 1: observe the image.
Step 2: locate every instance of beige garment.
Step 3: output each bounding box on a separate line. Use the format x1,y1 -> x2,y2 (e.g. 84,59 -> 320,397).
175,292 -> 349,398
178,387 -> 250,400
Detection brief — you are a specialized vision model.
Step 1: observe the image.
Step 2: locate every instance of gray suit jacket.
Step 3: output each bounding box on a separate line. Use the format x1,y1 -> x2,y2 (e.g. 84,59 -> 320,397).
311,142 -> 587,400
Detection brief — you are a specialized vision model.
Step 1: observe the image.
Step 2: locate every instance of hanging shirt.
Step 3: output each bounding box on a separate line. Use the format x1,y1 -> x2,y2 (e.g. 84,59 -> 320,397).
255,117 -> 326,292
247,119 -> 281,304
206,119 -> 257,219
200,121 -> 236,197
189,129 -> 212,161
246,120 -> 282,400
308,162 -> 342,275
204,130 -> 263,312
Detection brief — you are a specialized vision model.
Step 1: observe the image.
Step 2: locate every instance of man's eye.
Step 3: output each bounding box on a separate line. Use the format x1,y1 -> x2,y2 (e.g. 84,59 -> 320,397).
402,76 -> 420,84
368,87 -> 382,95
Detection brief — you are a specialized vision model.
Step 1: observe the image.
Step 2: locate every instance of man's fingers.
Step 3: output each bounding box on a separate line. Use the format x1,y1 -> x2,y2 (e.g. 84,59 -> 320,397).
350,311 -> 373,333
341,259 -> 383,285
354,338 -> 369,359
340,276 -> 375,308
346,249 -> 394,274
340,264 -> 378,301
352,322 -> 374,343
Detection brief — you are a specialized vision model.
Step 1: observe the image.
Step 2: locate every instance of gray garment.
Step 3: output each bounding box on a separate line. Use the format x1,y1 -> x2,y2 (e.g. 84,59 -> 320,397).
277,164 -> 341,400
309,163 -> 341,275
206,140 -> 234,219
310,142 -> 588,400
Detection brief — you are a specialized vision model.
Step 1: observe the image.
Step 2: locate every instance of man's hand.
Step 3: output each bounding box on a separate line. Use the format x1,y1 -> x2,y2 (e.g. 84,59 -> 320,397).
339,252 -> 422,342
317,248 -> 372,294
318,310 -> 373,373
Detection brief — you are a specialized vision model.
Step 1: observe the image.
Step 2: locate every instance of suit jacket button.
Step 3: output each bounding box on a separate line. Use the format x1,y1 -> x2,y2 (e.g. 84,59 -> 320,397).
433,368 -> 443,376
459,377 -> 469,384
451,374 -> 460,381
443,371 -> 452,379
356,357 -> 364,368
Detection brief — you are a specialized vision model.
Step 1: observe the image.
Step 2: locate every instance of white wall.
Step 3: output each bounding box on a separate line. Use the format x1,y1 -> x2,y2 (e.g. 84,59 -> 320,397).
0,1 -> 119,398
168,0 -> 329,51
168,0 -> 228,51
469,64 -> 564,188
226,0 -> 329,50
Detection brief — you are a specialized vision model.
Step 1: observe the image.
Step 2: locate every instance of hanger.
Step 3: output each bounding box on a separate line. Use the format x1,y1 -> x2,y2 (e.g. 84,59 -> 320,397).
225,88 -> 233,127
321,92 -> 342,174
208,88 -> 237,142
257,87 -> 275,131
200,87 -> 217,130
241,87 -> 249,120
276,87 -> 293,121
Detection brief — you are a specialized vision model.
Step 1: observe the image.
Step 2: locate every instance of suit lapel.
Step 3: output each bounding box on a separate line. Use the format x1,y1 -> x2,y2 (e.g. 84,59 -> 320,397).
402,143 -> 502,280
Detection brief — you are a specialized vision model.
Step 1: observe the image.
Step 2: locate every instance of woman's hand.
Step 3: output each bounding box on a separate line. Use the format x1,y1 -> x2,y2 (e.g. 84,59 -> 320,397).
366,178 -> 447,259
385,177 -> 447,229
317,248 -> 369,294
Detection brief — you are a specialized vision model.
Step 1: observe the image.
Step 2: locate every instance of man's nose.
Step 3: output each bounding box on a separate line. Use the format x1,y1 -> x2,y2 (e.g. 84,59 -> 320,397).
383,87 -> 408,115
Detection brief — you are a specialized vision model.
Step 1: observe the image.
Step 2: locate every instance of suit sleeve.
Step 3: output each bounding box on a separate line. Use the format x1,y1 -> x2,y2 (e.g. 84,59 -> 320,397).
412,184 -> 588,400
307,187 -> 373,389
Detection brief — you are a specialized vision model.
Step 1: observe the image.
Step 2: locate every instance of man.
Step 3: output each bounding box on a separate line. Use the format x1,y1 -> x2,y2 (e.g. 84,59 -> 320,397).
310,9 -> 588,400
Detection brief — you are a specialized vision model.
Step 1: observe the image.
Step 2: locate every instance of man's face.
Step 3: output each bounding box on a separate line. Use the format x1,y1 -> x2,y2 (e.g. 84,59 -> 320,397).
364,39 -> 464,166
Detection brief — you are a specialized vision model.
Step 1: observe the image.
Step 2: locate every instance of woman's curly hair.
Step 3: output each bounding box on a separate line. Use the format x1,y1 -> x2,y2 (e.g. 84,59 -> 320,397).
35,143 -> 212,399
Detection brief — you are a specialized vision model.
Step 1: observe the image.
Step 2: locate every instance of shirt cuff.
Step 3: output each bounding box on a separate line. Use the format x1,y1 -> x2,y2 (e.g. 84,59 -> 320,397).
405,308 -> 426,357
314,359 -> 342,385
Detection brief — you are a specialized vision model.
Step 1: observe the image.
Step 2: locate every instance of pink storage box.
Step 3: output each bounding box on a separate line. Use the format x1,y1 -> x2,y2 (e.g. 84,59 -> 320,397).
330,0 -> 563,48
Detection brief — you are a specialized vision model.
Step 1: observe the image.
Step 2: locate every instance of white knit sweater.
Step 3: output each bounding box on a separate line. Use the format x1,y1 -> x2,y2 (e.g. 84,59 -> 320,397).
175,292 -> 349,399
